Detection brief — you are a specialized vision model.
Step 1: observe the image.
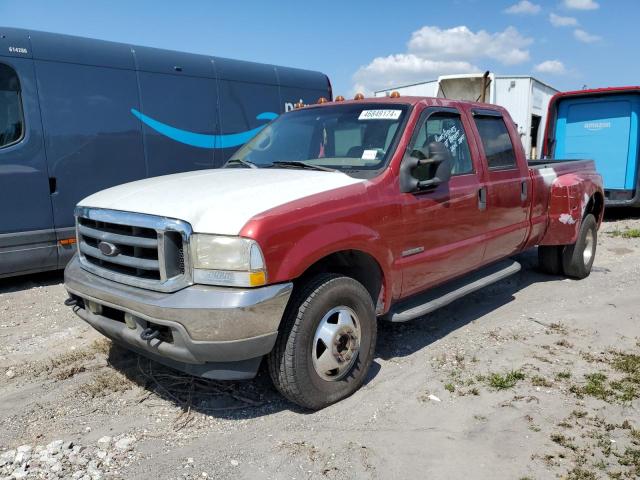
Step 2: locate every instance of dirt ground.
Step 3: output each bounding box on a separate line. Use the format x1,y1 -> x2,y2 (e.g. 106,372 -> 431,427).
1,214 -> 639,480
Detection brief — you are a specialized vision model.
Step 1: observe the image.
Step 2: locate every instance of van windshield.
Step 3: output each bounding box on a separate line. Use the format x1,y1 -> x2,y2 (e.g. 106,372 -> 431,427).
227,103 -> 409,176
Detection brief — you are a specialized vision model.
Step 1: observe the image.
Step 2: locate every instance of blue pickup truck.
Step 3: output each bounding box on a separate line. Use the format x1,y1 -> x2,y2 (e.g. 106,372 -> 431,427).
544,86 -> 640,207
0,27 -> 331,278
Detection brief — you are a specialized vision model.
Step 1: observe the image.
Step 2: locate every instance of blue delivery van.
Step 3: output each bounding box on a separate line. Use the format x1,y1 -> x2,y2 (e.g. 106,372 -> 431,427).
544,87 -> 640,206
0,27 -> 331,278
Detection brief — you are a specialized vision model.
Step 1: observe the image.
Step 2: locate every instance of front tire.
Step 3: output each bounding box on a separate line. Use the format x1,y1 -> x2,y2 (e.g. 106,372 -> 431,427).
267,274 -> 377,410
562,213 -> 597,279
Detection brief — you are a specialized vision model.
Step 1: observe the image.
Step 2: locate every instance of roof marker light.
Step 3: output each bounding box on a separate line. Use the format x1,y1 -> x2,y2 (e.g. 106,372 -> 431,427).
335,95 -> 345,102
317,97 -> 328,104
389,91 -> 401,98
354,93 -> 365,100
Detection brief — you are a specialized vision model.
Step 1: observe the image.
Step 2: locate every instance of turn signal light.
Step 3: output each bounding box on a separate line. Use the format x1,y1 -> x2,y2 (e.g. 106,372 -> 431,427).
59,238 -> 76,246
248,270 -> 267,287
354,93 -> 365,100
317,97 -> 328,104
389,91 -> 401,98
335,95 -> 345,102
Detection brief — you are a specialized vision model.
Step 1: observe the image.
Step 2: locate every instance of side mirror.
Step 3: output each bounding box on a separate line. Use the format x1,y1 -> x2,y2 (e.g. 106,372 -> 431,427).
400,141 -> 453,193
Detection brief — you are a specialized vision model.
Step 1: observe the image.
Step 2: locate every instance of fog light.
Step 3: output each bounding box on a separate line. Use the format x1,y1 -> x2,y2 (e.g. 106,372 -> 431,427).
86,300 -> 102,315
124,312 -> 138,330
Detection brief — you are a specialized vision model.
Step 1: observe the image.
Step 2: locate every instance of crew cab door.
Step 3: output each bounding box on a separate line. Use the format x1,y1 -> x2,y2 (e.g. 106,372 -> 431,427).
399,106 -> 489,297
471,109 -> 530,262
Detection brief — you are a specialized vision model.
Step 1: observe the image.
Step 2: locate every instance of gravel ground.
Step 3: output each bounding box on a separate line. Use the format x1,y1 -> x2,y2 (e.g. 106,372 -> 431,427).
1,215 -> 639,480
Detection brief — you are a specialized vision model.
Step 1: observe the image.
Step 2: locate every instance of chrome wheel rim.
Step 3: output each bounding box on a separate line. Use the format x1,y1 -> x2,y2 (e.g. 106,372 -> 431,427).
583,228 -> 595,265
312,306 -> 361,381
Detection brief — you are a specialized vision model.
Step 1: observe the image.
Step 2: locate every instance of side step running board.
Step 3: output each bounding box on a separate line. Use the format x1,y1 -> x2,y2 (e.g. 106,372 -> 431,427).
387,259 -> 521,323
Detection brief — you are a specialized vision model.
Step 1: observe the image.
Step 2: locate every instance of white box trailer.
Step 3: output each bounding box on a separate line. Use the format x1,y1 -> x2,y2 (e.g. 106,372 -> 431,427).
375,73 -> 558,159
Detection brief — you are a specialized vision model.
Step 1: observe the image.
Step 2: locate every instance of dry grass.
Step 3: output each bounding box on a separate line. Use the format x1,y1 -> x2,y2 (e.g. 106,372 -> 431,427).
531,375 -> 553,387
77,370 -> 132,398
16,338 -> 113,380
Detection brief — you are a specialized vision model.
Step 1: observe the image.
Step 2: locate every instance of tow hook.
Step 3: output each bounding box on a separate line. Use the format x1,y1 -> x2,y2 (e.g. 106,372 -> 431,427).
64,297 -> 78,307
140,328 -> 160,341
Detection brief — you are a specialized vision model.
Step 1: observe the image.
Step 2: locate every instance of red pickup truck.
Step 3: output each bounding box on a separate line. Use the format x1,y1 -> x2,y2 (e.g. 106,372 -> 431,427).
64,95 -> 603,409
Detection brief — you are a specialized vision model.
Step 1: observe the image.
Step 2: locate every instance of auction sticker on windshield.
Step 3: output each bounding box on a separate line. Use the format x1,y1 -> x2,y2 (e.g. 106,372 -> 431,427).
358,110 -> 402,120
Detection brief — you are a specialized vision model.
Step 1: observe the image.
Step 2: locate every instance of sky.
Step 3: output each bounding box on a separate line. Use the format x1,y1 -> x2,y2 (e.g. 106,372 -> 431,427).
1,0 -> 636,96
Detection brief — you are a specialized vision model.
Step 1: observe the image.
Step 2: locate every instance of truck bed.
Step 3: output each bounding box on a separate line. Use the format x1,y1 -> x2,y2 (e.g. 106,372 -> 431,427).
529,158 -> 597,176
529,158 -> 592,168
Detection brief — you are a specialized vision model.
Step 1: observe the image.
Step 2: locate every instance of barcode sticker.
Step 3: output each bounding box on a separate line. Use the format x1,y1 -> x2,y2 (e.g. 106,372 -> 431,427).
358,109 -> 402,120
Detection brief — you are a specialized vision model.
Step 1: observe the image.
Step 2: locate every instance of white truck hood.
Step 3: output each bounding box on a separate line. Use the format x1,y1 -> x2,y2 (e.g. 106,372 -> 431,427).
78,168 -> 365,235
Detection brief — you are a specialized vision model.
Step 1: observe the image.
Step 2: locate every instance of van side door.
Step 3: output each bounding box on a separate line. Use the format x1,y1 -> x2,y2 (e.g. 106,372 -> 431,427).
32,34 -> 146,235
471,109 -> 530,262
215,58 -> 282,165
399,105 -> 489,297
0,45 -> 57,276
134,47 -> 219,176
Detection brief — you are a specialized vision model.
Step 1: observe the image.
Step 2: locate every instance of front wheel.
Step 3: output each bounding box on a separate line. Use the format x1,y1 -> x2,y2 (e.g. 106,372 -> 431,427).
562,213 -> 597,279
267,274 -> 377,410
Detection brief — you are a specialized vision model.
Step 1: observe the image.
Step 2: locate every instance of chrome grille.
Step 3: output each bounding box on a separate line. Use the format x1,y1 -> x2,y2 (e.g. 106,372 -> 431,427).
75,207 -> 192,292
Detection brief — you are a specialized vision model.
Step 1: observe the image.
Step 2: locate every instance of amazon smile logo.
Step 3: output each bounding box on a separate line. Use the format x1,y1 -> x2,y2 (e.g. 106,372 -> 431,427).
130,109 -> 278,149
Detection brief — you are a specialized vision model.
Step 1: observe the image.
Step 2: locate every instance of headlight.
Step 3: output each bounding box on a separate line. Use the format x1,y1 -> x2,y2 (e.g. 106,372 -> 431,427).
191,234 -> 267,287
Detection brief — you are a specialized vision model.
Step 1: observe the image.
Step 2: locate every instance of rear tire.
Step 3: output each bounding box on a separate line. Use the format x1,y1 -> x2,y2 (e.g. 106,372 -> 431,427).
538,245 -> 563,275
562,213 -> 597,279
267,273 -> 377,410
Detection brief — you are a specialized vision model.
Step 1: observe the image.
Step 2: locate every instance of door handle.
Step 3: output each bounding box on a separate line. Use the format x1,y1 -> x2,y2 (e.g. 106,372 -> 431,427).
478,187 -> 487,211
520,180 -> 528,202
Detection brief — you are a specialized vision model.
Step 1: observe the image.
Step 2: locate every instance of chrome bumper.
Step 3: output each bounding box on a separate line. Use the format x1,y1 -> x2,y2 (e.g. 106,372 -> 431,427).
64,256 -> 293,379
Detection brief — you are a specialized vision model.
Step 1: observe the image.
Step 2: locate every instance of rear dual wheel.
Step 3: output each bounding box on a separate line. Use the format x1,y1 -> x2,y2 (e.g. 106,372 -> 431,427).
538,213 -> 597,279
268,274 -> 377,410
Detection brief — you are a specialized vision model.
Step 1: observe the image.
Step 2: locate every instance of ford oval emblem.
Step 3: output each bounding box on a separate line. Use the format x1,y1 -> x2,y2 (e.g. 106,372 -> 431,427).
98,241 -> 120,257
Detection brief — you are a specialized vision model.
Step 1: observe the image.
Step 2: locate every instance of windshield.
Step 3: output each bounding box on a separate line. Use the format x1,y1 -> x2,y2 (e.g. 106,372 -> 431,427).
228,103 -> 409,175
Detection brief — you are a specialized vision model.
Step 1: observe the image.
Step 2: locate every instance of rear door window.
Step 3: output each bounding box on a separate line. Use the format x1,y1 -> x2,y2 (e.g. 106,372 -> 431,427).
474,115 -> 517,169
0,63 -> 24,148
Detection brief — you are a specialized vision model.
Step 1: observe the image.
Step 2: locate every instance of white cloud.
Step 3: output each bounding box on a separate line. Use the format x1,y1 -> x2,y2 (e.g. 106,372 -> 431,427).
352,25 -> 532,94
534,60 -> 567,74
505,1 -> 541,14
574,28 -> 601,43
563,0 -> 599,10
549,13 -> 578,27
408,26 -> 532,64
352,55 -> 477,95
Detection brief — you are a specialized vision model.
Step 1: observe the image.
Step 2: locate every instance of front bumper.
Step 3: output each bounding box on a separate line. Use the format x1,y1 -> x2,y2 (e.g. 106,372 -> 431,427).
64,256 -> 293,379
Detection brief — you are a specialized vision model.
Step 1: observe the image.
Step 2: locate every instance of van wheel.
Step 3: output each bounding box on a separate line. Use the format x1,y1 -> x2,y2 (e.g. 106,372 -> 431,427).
267,273 -> 376,410
538,245 -> 563,275
562,214 -> 597,279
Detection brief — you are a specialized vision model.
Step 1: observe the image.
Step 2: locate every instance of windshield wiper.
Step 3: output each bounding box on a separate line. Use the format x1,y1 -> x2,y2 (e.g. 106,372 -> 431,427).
225,158 -> 258,169
271,161 -> 336,172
